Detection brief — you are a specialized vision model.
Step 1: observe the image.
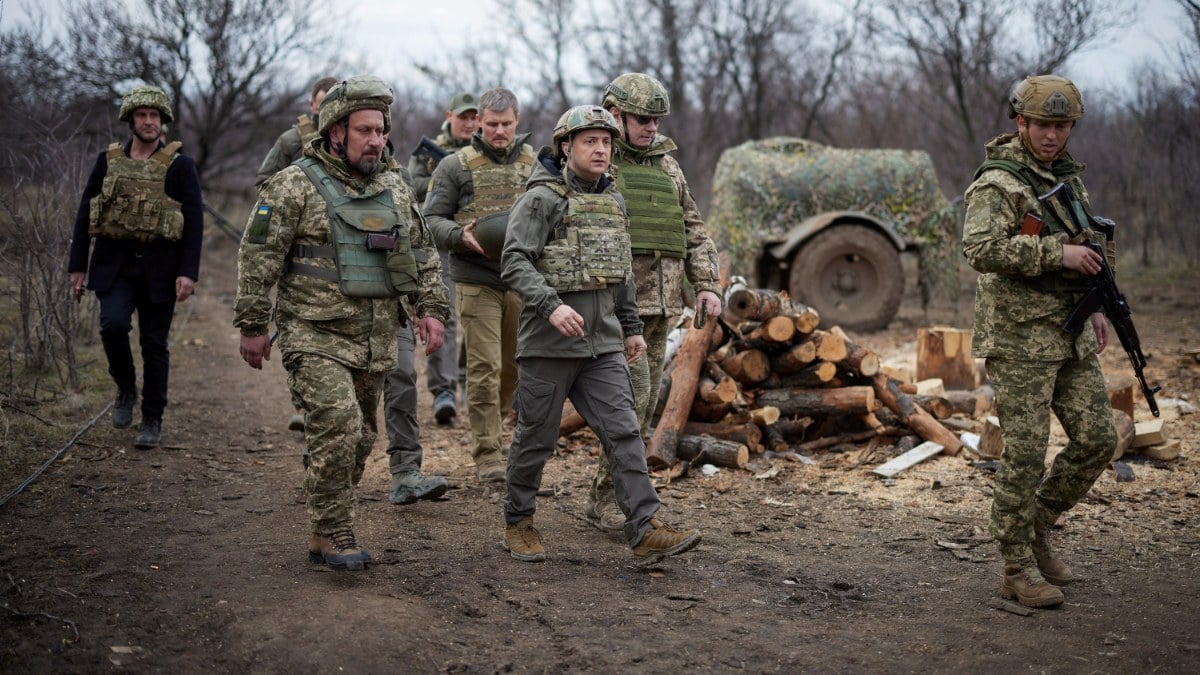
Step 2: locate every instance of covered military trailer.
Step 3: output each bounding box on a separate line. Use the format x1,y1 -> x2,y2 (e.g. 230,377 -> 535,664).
709,137 -> 958,331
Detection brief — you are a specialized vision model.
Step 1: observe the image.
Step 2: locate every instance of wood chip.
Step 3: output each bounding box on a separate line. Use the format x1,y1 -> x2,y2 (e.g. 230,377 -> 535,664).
988,597 -> 1034,616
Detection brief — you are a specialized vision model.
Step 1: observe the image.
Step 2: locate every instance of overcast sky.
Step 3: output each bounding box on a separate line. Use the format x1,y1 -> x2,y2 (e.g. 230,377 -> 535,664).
6,0 -> 1192,96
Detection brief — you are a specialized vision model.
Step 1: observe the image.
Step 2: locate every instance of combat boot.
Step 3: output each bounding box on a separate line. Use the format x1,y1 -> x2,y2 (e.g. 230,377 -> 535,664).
504,517 -> 546,562
1001,558 -> 1064,608
112,388 -> 137,429
584,494 -> 625,532
308,529 -> 370,571
632,519 -> 701,567
390,470 -> 449,505
433,390 -> 457,425
133,419 -> 162,449
1033,517 -> 1074,585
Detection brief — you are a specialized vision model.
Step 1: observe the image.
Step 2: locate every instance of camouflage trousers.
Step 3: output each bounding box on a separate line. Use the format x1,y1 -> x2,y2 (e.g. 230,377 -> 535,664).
590,313 -> 674,505
285,352 -> 383,535
987,354 -> 1116,558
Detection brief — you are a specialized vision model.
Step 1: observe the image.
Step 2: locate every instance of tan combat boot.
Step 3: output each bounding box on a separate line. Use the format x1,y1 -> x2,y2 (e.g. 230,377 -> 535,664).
632,519 -> 701,567
308,529 -> 370,571
504,517 -> 546,562
585,493 -> 625,532
1033,513 -> 1074,585
1001,558 -> 1064,608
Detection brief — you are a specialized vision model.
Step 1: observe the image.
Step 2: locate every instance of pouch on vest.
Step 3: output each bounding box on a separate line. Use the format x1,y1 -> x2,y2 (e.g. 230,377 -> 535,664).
89,142 -> 185,243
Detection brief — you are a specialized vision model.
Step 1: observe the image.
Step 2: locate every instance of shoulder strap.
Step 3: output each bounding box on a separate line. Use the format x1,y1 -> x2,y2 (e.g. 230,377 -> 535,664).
974,158 -> 1048,192
149,141 -> 183,168
295,156 -> 350,208
105,143 -> 124,160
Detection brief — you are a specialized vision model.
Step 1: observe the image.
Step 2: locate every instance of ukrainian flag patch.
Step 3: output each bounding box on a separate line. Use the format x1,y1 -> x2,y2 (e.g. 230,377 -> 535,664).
246,204 -> 272,243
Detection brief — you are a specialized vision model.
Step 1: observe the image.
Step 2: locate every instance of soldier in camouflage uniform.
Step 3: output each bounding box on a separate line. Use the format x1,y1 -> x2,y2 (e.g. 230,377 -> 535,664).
68,85 -> 204,450
963,75 -> 1117,607
583,73 -> 724,530
424,88 -> 535,482
500,105 -> 702,566
234,76 -> 450,571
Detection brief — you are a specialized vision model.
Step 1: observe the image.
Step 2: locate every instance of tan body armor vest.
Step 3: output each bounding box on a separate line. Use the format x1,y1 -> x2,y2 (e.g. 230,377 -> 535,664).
614,159 -> 686,258
536,184 -> 632,293
295,114 -> 318,147
452,145 -> 536,225
88,141 -> 185,242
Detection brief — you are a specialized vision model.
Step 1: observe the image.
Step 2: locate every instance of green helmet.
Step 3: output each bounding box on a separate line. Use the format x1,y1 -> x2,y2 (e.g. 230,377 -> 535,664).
1008,75 -> 1084,121
119,85 -> 174,123
602,72 -> 670,117
317,75 -> 394,136
552,105 -> 620,151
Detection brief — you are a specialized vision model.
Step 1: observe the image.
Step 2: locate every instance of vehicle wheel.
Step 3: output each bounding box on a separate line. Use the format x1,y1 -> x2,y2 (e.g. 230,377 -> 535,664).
788,225 -> 904,332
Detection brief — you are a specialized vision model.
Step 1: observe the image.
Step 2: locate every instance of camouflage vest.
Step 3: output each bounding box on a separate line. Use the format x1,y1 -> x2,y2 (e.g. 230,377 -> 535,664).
453,144 -> 536,225
295,114 -> 319,147
536,183 -> 632,293
288,157 -> 419,298
974,157 -> 1097,293
88,141 -> 185,242
614,159 -> 686,258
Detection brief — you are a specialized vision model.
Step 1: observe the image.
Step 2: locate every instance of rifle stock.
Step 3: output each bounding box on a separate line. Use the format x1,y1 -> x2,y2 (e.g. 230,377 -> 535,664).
410,136 -> 449,163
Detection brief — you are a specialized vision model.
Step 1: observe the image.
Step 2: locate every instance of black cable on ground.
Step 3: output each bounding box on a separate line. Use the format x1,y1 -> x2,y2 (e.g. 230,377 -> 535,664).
0,401 -> 113,509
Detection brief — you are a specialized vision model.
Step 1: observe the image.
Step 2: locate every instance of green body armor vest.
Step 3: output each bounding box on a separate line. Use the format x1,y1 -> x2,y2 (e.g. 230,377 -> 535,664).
536,184 -> 632,293
453,145 -> 535,226
974,158 -> 1098,293
88,142 -> 185,242
614,160 -> 686,258
295,115 -> 318,147
287,158 -> 420,299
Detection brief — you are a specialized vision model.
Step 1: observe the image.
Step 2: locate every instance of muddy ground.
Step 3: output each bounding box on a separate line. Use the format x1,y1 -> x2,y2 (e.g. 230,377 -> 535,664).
2,236 -> 1198,673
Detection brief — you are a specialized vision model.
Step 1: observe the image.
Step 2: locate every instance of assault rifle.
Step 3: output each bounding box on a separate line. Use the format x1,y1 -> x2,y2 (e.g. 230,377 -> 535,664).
410,136 -> 449,163
1038,183 -> 1161,417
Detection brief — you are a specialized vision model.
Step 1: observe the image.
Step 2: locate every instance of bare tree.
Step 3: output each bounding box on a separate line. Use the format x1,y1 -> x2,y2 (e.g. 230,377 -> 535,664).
57,0 -> 337,188
867,0 -> 1129,187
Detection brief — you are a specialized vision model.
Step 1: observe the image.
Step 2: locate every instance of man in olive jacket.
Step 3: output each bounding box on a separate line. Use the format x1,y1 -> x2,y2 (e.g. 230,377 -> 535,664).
500,105 -> 700,567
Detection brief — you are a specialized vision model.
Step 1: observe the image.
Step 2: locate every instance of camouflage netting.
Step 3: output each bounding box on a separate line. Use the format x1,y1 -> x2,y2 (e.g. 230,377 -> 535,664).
709,137 -> 960,304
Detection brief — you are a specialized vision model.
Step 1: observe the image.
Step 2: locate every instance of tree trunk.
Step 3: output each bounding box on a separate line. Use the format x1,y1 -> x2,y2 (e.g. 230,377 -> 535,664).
647,315 -> 719,469
682,421 -> 763,452
676,434 -> 749,469
724,287 -> 790,322
755,385 -> 876,417
871,373 -> 965,455
720,348 -> 771,385
916,326 -> 980,390
770,340 -> 818,374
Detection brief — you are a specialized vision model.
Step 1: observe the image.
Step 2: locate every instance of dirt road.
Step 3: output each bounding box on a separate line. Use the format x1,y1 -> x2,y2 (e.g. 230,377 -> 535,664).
3,238 -> 1198,673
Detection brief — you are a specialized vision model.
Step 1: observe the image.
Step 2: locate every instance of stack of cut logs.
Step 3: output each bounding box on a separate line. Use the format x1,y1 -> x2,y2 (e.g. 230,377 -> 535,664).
561,286 -> 973,474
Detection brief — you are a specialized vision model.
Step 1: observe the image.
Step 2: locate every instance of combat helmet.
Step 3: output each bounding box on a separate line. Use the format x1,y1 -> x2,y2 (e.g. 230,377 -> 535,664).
318,75 -> 394,136
119,85 -> 174,123
1008,75 -> 1084,121
602,73 -> 670,117
552,105 -> 620,158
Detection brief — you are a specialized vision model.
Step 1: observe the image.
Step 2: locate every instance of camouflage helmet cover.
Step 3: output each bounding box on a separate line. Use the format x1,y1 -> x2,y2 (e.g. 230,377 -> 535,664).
119,85 -> 174,123
318,75 -> 395,136
1008,75 -> 1084,121
602,72 -> 670,117
553,105 -> 621,145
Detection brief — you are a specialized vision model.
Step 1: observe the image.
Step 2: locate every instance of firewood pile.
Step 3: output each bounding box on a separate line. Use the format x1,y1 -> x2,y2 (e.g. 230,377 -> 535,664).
562,284 -> 992,477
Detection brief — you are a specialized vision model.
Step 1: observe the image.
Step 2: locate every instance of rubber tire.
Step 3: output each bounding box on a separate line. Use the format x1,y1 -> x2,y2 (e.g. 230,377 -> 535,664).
788,225 -> 904,332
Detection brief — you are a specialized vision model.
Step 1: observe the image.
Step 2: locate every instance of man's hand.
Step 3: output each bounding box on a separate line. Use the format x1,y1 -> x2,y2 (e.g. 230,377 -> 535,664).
416,317 -> 445,355
462,219 -> 488,257
239,334 -> 272,370
1062,243 -> 1103,275
624,335 -> 647,365
1091,312 -> 1108,354
70,271 -> 86,302
696,290 -> 722,322
549,304 -> 585,337
175,276 -> 196,302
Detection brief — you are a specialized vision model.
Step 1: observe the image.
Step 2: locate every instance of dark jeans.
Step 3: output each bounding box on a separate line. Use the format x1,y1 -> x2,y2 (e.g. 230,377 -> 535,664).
96,260 -> 176,421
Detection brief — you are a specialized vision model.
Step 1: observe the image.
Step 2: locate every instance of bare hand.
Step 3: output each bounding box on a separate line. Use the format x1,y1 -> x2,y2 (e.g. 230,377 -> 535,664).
624,335 -> 647,365
1062,244 -> 1103,275
239,334 -> 272,370
462,219 -> 488,257
696,290 -> 722,321
70,271 -> 86,301
1091,312 -> 1108,354
175,276 -> 196,302
417,317 -> 445,355
549,304 -> 585,337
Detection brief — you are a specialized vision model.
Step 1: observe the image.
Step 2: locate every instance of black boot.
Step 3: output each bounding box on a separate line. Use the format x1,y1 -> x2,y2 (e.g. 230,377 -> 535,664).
134,419 -> 162,449
112,389 -> 137,429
